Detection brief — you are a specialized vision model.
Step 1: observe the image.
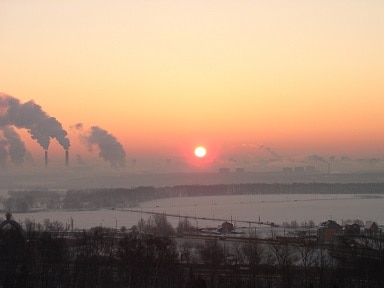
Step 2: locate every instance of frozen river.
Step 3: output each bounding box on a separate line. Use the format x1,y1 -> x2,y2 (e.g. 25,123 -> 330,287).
7,193 -> 384,230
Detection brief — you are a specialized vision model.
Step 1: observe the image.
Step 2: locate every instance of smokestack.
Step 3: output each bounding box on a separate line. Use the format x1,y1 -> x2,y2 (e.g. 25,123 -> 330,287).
328,162 -> 331,175
45,150 -> 48,167
65,150 -> 69,166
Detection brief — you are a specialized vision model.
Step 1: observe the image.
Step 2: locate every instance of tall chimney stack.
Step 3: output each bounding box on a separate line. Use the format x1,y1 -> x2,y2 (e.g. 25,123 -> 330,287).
65,150 -> 69,166
45,150 -> 48,167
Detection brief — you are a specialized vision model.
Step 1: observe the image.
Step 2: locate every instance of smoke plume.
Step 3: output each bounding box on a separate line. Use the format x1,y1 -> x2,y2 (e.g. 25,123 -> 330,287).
0,139 -> 8,168
1,126 -> 27,166
0,93 -> 70,150
242,143 -> 282,159
85,125 -> 126,168
257,144 -> 281,158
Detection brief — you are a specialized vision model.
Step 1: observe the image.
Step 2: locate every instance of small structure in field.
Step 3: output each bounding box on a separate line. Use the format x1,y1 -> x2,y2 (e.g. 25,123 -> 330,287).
344,223 -> 361,236
364,221 -> 379,238
318,220 -> 342,243
218,221 -> 234,234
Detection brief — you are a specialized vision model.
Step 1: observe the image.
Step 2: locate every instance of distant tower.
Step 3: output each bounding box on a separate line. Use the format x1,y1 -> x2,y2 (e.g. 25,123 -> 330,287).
45,150 -> 48,167
65,150 -> 69,166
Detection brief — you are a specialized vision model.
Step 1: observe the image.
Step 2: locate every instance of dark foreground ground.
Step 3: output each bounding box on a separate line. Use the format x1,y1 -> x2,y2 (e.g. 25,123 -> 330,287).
1,221 -> 384,288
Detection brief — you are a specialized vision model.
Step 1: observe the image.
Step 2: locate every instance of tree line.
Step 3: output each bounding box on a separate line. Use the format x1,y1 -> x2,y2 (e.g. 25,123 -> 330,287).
2,182 -> 384,212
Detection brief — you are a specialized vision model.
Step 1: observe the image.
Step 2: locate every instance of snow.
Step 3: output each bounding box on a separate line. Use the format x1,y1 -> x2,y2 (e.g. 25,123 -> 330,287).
6,193 -> 384,230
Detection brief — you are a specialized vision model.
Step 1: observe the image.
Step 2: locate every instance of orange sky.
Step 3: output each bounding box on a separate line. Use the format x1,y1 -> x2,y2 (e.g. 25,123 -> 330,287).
1,1 -> 384,171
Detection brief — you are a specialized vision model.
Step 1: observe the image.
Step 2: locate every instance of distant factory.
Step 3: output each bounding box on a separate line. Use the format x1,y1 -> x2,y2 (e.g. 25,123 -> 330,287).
43,149 -> 70,167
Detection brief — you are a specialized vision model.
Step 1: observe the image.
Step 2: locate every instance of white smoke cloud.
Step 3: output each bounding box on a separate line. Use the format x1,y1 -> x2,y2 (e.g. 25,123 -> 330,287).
73,123 -> 126,168
0,139 -> 8,168
1,126 -> 27,166
0,93 -> 70,150
88,126 -> 126,168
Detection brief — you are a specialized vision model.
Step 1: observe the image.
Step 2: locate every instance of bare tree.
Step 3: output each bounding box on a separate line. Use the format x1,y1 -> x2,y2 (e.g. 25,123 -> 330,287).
270,243 -> 296,288
296,241 -> 317,287
177,217 -> 196,235
198,240 -> 225,267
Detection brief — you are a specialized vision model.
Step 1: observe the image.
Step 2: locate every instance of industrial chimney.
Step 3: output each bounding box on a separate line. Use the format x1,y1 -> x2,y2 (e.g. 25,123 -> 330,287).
65,150 -> 69,166
45,150 -> 48,167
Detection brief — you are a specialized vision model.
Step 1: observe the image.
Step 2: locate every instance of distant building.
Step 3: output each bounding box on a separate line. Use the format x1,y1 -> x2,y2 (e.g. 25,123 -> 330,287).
344,223 -> 360,236
0,213 -> 24,236
318,220 -> 342,243
218,221 -> 234,234
219,168 -> 230,174
364,221 -> 379,238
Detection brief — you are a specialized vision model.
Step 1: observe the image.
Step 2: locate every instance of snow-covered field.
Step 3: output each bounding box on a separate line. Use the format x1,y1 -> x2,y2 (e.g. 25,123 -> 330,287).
7,193 -> 384,230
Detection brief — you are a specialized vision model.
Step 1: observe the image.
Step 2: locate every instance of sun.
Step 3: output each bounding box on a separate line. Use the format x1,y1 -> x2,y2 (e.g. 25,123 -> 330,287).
194,146 -> 207,158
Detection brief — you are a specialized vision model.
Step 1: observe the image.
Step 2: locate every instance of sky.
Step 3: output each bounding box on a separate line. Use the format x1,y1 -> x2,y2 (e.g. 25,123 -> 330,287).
1,1 -> 384,173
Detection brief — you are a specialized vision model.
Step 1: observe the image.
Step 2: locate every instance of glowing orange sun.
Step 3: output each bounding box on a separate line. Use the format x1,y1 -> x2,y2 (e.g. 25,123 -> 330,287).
194,146 -> 207,158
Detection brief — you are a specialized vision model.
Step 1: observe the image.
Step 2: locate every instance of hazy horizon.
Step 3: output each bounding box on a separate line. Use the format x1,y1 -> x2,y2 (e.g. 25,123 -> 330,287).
1,1 -> 384,177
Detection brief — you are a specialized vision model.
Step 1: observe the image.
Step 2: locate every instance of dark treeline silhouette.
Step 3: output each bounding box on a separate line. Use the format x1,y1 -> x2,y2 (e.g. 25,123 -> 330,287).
2,214 -> 384,287
1,217 -> 184,288
2,190 -> 61,213
3,182 -> 384,211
